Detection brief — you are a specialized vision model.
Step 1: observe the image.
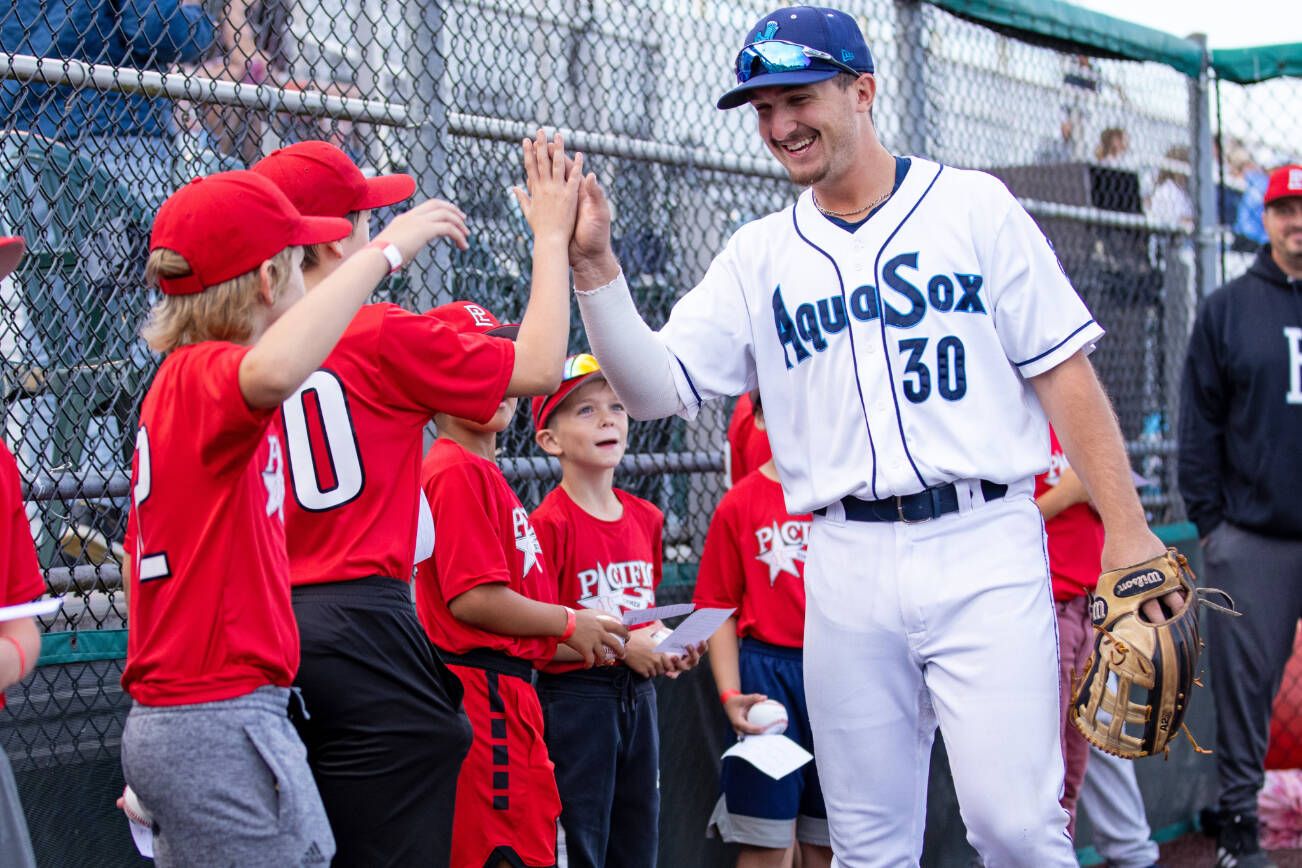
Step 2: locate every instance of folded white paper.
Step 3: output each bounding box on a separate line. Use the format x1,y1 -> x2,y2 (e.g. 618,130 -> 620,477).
652,607 -> 734,655
722,734 -> 814,780
128,817 -> 154,858
623,603 -> 694,627
0,597 -> 62,623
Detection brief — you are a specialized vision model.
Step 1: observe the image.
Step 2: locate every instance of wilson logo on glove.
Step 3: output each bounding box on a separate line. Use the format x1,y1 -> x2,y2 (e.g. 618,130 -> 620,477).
1071,548 -> 1238,759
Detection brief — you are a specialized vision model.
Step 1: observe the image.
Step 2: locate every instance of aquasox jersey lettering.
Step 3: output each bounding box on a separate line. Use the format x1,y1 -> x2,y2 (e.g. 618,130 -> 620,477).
657,158 -> 1104,514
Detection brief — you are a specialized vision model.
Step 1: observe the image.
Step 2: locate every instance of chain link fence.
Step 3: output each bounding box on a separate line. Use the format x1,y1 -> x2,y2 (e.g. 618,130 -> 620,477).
0,0 -> 1297,862
1210,65 -> 1302,784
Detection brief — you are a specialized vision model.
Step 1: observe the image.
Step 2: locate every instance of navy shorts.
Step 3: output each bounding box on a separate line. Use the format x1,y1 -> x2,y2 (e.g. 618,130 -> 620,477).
707,639 -> 828,849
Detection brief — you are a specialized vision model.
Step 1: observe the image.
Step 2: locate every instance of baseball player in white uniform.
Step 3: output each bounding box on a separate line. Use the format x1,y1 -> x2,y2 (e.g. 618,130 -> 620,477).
560,6 -> 1172,867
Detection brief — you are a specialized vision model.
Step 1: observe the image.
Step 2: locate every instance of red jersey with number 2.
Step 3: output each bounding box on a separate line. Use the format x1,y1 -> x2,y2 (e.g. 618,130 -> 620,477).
415,439 -> 558,663
121,342 -> 293,706
280,303 -> 513,586
694,470 -> 809,648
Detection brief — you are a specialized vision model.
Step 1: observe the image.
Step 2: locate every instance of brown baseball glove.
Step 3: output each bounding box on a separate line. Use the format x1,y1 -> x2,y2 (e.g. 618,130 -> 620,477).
1070,547 -> 1236,759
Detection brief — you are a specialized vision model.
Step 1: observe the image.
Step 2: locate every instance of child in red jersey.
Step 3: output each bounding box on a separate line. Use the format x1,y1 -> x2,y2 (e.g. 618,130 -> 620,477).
528,353 -> 705,868
119,169 -> 466,867
0,237 -> 45,868
252,133 -> 582,868
416,313 -> 629,868
726,391 -> 772,487
695,395 -> 833,868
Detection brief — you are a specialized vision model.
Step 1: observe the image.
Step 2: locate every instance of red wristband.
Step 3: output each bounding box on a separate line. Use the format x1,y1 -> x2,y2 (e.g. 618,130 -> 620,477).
4,635 -> 26,677
719,689 -> 740,706
559,607 -> 577,642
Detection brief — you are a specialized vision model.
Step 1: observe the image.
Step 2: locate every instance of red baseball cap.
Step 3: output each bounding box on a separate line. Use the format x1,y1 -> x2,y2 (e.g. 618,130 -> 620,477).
150,171 -> 353,296
531,353 -> 605,429
1265,165 -> 1302,206
250,141 -> 415,217
0,236 -> 25,281
426,300 -> 520,339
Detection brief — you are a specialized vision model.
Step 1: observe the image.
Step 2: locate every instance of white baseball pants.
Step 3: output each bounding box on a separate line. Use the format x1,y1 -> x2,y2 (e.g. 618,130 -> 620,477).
803,486 -> 1076,868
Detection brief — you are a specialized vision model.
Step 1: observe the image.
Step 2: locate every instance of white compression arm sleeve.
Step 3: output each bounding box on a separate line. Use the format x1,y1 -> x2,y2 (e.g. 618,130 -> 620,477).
575,271 -> 687,421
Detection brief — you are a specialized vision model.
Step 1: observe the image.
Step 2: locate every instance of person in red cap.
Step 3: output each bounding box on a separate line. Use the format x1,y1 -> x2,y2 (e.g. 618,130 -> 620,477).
0,237 -> 46,868
1179,162 -> 1302,868
249,134 -> 590,867
414,309 -> 629,868
528,353 -> 704,868
117,168 -> 469,867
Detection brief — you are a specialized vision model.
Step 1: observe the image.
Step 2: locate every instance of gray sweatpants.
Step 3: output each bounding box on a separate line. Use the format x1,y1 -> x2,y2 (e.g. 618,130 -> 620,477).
1203,522 -> 1302,814
121,685 -> 335,867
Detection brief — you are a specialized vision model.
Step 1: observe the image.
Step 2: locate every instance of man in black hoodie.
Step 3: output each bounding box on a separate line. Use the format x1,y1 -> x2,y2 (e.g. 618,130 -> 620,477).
1179,163 -> 1302,868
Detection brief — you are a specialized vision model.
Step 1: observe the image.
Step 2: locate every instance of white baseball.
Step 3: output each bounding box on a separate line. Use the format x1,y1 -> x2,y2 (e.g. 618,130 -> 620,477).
596,614 -> 626,661
747,699 -> 789,735
122,785 -> 152,827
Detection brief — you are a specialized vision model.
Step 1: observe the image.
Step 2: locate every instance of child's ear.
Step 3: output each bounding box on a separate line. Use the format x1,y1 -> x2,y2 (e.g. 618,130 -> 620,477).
535,428 -> 564,458
256,258 -> 276,305
325,239 -> 346,260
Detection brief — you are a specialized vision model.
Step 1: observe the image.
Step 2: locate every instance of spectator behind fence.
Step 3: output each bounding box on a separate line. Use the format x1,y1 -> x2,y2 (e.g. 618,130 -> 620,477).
1,0 -> 215,207
1178,164 -> 1302,868
1149,146 -> 1193,232
1095,127 -> 1129,167
1034,104 -> 1086,164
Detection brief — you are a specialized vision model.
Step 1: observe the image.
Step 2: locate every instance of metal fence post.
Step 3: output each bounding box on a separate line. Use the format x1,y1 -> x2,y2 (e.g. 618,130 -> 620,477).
1189,33 -> 1218,299
403,0 -> 450,312
895,0 -> 930,158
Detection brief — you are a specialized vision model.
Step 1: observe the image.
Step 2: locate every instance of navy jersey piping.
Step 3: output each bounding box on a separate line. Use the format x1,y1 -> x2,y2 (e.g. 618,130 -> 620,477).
673,355 -> 703,410
1013,319 -> 1098,368
872,162 -> 946,491
791,206 -> 879,498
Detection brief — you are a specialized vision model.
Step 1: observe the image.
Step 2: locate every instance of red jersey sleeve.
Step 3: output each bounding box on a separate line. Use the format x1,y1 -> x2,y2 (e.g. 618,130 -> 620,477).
376,306 -> 514,424
188,343 -> 280,477
0,442 -> 44,606
427,460 -> 513,602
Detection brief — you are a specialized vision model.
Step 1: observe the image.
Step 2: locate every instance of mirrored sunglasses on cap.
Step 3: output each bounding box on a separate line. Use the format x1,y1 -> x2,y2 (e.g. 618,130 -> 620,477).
561,352 -> 600,381
735,39 -> 861,83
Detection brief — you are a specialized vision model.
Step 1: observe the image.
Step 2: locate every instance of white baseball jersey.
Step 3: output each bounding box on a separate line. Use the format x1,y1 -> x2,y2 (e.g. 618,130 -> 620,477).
659,157 -> 1104,514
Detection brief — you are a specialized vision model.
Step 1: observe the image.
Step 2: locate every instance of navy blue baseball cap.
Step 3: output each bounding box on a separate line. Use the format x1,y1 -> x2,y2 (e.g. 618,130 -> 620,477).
718,6 -> 874,110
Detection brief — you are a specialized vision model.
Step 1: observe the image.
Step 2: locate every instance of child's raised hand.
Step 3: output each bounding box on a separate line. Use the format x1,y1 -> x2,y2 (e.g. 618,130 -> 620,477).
373,198 -> 469,263
512,130 -> 583,246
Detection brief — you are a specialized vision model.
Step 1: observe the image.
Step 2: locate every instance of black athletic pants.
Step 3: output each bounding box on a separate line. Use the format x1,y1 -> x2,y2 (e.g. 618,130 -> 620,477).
291,576 -> 473,868
1203,523 -> 1302,813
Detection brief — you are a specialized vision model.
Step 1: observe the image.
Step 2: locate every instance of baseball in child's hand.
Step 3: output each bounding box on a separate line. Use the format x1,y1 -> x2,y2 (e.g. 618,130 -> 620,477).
745,699 -> 789,735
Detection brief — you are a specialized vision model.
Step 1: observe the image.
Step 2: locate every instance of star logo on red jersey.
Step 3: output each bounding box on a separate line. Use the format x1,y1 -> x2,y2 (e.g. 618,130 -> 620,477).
754,520 -> 808,585
512,507 -> 543,576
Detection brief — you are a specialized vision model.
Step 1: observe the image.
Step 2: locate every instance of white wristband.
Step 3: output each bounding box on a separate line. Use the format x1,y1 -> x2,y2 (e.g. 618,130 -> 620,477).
365,241 -> 403,274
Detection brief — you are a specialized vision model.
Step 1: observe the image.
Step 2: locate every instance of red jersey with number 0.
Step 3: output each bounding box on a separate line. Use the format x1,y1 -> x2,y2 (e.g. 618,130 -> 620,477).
1035,427 -> 1104,601
694,470 -> 809,648
415,439 -> 558,662
280,303 -> 513,586
531,485 -> 663,674
727,393 -> 772,486
0,441 -> 45,709
121,342 -> 294,706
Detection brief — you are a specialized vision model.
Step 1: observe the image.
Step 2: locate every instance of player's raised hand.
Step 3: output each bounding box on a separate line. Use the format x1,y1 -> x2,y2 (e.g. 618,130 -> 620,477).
724,692 -> 771,736
372,198 -> 469,262
570,172 -> 613,261
511,130 -> 582,246
565,609 -> 629,668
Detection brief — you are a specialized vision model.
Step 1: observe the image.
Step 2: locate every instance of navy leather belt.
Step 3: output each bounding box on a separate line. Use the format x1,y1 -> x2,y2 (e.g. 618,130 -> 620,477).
813,480 -> 1008,524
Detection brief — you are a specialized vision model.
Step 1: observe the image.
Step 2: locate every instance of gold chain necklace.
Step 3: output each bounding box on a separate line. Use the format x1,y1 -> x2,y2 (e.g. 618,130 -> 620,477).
812,188 -> 890,217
